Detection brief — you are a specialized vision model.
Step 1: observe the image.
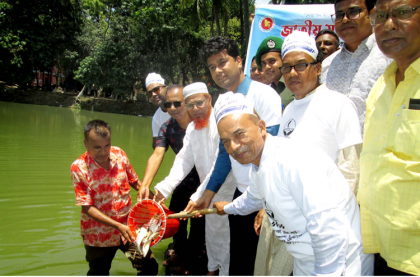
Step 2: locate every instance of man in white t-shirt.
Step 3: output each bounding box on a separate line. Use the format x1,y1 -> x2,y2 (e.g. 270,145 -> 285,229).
212,92 -> 374,276
145,73 -> 171,148
278,31 -> 362,194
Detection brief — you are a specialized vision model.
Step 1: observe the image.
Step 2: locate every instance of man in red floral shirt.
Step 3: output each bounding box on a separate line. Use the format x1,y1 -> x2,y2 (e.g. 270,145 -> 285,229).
71,119 -> 158,275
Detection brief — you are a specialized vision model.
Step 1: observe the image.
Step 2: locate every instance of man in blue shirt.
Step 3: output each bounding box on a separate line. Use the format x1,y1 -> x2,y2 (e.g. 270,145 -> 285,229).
185,36 -> 282,275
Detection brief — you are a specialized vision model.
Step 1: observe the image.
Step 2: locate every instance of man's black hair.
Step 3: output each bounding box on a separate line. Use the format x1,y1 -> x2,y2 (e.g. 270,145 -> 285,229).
315,29 -> 341,48
84,119 -> 111,140
334,0 -> 375,13
199,36 -> 240,65
251,56 -> 256,63
165,84 -> 183,97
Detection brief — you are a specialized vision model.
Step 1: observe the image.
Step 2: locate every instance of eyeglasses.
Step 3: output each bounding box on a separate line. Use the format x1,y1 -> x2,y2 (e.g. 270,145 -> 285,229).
370,6 -> 420,25
163,101 -> 183,109
146,86 -> 166,98
331,7 -> 365,23
279,62 -> 318,74
185,99 -> 207,110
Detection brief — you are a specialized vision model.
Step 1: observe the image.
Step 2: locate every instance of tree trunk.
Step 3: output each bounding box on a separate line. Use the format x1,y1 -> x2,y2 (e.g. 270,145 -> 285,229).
77,85 -> 86,99
243,0 -> 250,50
239,0 -> 244,45
224,10 -> 228,36
166,35 -> 176,84
214,5 -> 221,36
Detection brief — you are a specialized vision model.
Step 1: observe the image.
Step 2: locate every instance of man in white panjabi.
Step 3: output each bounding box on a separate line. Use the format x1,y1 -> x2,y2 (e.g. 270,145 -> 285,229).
153,82 -> 235,275
212,92 -> 374,276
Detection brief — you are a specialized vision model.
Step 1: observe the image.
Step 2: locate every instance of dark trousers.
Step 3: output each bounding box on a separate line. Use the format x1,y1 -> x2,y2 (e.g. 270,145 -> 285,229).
374,254 -> 413,276
169,167 -> 205,257
228,188 -> 260,276
85,240 -> 158,276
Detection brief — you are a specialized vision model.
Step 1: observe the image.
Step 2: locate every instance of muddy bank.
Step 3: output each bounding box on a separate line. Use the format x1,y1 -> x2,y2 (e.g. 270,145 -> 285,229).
0,88 -> 156,117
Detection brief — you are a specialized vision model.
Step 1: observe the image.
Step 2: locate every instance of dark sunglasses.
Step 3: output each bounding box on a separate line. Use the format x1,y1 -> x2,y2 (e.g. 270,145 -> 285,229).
163,101 -> 183,109
146,86 -> 166,97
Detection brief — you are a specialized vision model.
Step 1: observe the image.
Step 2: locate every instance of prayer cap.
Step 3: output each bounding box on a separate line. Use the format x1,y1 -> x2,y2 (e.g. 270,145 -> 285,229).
255,36 -> 284,68
183,82 -> 209,100
214,92 -> 255,124
281,31 -> 318,60
145,73 -> 165,88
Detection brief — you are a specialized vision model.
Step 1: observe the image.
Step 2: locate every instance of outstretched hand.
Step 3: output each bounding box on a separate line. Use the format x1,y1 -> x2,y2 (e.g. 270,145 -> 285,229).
212,201 -> 229,215
187,189 -> 216,213
137,184 -> 152,202
153,189 -> 166,204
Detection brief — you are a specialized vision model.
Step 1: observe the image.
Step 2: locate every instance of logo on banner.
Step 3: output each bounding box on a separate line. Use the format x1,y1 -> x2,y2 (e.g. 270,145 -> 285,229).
259,16 -> 275,32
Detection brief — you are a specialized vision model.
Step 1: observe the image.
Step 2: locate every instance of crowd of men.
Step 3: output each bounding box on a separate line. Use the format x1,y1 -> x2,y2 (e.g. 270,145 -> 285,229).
70,0 -> 420,275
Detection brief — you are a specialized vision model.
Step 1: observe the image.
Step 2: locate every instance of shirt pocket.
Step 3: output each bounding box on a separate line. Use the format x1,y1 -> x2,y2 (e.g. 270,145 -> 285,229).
393,109 -> 420,159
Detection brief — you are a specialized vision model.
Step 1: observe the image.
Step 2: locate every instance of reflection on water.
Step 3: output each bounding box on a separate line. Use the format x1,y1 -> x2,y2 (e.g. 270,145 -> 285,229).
0,102 -> 175,275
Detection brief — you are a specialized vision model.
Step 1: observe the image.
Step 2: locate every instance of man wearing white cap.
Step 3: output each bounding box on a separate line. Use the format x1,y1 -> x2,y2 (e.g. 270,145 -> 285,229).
253,32 -> 363,275
278,31 -> 362,194
145,73 -> 171,148
154,82 -> 235,276
212,92 -> 374,275
192,36 -> 283,275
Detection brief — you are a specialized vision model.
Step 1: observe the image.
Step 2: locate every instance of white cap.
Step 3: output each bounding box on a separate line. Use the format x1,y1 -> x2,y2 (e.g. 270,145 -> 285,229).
145,73 -> 165,88
214,92 -> 255,124
281,31 -> 318,60
183,82 -> 209,100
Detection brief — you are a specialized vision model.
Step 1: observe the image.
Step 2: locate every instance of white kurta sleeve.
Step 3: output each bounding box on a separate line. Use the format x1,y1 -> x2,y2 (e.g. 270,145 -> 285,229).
223,189 -> 263,215
287,155 -> 349,275
154,127 -> 195,199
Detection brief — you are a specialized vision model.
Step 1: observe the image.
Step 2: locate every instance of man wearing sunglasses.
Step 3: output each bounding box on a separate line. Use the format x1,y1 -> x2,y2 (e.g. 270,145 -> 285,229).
145,73 -> 171,149
138,85 -> 206,274
358,0 -> 420,274
321,0 -> 392,134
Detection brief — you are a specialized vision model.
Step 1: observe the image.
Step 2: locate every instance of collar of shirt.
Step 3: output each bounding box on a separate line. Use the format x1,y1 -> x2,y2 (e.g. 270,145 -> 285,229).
86,150 -> 118,170
341,33 -> 376,57
237,76 -> 252,95
383,57 -> 420,92
292,84 -> 322,105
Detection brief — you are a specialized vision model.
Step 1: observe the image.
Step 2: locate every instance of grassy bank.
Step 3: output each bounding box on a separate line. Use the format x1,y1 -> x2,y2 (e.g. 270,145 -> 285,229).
0,87 -> 156,117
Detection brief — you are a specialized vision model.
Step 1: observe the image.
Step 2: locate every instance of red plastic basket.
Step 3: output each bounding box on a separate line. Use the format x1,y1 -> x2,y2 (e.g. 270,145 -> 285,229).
127,200 -> 180,247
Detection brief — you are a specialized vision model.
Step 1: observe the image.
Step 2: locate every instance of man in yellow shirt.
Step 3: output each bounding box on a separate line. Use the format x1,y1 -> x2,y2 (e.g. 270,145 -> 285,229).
358,0 -> 420,274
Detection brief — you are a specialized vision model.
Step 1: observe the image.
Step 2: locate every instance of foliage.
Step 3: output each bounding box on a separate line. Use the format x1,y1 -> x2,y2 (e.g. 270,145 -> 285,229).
2,0 -> 328,95
0,0 -> 83,86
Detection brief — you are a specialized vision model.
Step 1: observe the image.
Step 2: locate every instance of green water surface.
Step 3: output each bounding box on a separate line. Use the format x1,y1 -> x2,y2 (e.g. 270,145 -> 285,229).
0,101 -> 175,275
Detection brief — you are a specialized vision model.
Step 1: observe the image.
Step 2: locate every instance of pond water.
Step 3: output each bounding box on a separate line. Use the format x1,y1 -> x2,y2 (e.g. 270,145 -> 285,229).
0,101 -> 176,275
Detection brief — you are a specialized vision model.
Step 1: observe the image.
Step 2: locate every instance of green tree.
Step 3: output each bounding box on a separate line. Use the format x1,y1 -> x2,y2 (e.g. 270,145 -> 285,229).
0,0 -> 83,87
